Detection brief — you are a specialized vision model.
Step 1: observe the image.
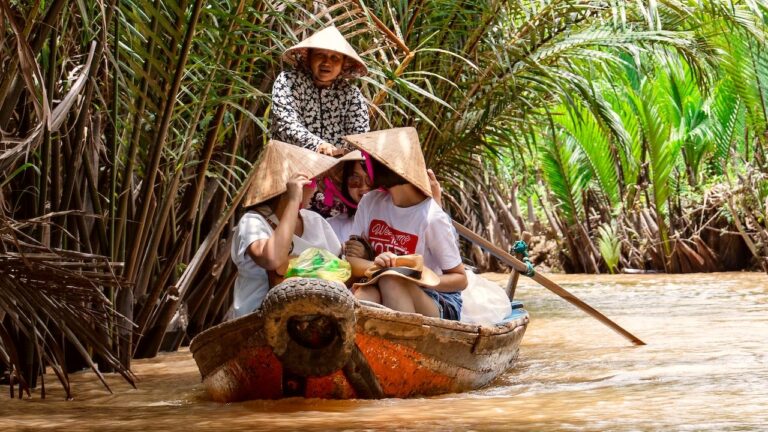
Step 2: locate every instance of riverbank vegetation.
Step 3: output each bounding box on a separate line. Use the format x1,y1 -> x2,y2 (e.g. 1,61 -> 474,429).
1,0 -> 766,395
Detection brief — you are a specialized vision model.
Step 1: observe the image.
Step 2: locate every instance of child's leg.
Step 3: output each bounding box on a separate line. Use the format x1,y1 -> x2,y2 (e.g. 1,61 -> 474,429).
378,276 -> 439,317
405,284 -> 440,317
354,285 -> 382,304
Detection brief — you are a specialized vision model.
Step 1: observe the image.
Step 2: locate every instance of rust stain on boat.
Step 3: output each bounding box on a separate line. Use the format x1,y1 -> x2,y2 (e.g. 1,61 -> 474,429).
305,371 -> 355,399
356,334 -> 455,397
205,347 -> 283,402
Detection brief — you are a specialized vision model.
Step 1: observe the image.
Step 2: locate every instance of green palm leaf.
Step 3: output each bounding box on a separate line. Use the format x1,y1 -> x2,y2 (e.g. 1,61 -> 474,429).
555,104 -> 621,207
709,78 -> 745,173
540,130 -> 591,224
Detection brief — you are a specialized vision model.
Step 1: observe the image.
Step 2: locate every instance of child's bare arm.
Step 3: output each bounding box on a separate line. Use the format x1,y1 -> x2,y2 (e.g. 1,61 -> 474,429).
347,256 -> 374,278
435,263 -> 467,292
246,173 -> 309,270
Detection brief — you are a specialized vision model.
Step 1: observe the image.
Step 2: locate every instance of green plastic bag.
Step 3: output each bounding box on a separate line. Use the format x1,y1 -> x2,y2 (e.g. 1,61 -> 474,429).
284,247 -> 351,283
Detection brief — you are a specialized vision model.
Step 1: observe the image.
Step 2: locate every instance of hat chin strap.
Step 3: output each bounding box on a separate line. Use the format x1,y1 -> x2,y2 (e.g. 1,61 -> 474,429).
370,267 -> 422,279
322,178 -> 357,209
361,151 -> 374,182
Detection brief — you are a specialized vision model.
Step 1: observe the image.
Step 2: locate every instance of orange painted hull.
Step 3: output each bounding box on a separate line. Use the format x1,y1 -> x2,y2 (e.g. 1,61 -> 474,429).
191,302 -> 528,401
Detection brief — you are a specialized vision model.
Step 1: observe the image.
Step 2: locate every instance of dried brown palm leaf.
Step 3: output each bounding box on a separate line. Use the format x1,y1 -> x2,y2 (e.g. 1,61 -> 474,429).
0,214 -> 134,399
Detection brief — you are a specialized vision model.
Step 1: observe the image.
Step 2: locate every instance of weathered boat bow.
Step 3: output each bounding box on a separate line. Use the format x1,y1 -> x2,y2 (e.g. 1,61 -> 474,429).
190,278 -> 529,402
262,279 -> 357,377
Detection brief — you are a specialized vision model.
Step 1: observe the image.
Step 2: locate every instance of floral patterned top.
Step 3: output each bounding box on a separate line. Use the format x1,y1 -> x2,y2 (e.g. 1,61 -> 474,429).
270,70 -> 369,151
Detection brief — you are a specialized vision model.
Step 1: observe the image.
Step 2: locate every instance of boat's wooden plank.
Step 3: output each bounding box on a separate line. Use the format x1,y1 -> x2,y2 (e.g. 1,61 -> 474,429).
357,312 -> 527,373
358,305 -> 526,333
472,324 -> 526,355
191,313 -> 267,377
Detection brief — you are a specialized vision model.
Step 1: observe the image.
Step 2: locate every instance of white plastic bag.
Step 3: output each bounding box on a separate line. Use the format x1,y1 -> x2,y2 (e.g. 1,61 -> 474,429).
460,271 -> 512,325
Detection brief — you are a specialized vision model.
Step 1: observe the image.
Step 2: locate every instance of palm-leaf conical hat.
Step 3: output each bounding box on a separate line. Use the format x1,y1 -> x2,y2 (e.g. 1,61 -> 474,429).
282,26 -> 368,79
343,127 -> 432,198
243,140 -> 340,207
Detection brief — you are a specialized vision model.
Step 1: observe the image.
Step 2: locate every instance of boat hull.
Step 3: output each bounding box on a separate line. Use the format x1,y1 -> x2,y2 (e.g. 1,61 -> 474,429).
190,278 -> 528,401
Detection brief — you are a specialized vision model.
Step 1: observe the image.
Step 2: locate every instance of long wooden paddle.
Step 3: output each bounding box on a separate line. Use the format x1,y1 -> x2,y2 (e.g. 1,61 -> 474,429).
453,221 -> 646,346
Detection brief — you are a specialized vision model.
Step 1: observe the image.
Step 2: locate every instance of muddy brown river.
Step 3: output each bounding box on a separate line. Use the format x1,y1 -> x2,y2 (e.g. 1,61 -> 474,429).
2,272 -> 766,431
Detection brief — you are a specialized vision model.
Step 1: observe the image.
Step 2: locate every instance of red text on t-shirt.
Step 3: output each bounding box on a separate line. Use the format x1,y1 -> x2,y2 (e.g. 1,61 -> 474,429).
368,219 -> 419,255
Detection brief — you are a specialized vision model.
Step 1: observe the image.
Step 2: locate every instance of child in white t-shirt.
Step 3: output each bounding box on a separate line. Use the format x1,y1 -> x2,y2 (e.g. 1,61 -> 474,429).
343,128 -> 467,320
230,141 -> 341,319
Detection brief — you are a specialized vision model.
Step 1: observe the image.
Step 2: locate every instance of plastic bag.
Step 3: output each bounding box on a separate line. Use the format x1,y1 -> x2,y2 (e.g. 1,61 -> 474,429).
460,271 -> 512,325
284,247 -> 351,283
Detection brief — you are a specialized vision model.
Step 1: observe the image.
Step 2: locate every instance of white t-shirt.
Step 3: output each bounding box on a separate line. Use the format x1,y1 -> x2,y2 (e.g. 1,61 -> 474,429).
349,190 -> 462,274
230,208 -> 341,318
327,212 -> 355,244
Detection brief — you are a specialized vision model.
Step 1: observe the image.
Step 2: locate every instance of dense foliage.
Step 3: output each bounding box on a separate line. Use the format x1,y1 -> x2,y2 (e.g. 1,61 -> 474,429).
1,0 -> 766,396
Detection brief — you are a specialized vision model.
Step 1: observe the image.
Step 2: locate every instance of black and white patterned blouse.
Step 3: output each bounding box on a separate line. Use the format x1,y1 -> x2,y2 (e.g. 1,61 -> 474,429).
270,70 -> 369,150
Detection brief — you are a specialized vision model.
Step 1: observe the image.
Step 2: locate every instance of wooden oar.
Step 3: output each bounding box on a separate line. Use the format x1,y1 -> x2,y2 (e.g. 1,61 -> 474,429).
453,221 -> 646,346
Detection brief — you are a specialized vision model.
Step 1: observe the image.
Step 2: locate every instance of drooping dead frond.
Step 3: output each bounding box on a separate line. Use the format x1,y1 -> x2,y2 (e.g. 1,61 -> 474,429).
0,214 -> 135,399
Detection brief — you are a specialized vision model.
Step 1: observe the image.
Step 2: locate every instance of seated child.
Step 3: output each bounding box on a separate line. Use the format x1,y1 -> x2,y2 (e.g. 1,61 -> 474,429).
324,150 -> 371,243
343,128 -> 467,320
230,140 -> 341,319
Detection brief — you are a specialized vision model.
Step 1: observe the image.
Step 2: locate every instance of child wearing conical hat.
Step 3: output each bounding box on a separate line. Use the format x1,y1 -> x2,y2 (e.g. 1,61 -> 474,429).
326,150 -> 444,248
271,26 -> 369,158
229,140 -> 342,318
323,150 -> 371,243
343,128 -> 467,321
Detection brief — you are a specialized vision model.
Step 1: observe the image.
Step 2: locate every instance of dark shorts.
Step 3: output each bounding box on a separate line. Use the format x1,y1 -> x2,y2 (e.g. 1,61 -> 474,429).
422,289 -> 462,321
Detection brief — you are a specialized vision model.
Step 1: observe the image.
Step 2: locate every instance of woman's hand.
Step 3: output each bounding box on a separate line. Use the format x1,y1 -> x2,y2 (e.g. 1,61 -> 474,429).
286,172 -> 312,203
317,142 -> 341,156
373,252 -> 398,268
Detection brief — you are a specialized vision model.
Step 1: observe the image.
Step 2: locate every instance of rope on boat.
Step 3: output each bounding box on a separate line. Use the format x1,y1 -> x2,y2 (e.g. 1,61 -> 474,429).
512,240 -> 535,277
342,344 -> 384,399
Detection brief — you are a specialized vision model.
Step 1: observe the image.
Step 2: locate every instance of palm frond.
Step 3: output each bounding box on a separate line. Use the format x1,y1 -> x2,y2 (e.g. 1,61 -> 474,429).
556,104 -> 621,207
540,130 -> 591,224
0,215 -> 134,398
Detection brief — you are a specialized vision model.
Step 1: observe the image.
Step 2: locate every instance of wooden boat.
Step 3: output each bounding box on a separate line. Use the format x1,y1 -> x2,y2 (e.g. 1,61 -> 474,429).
190,277 -> 528,401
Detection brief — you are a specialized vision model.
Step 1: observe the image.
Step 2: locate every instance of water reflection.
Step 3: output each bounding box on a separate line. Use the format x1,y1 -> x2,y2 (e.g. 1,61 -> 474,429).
2,273 -> 766,431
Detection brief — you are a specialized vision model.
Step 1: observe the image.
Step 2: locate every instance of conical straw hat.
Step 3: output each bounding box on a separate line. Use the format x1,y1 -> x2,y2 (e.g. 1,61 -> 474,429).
282,26 -> 368,79
325,149 -> 365,182
339,149 -> 365,162
352,254 -> 440,288
343,127 -> 432,198
243,140 -> 340,207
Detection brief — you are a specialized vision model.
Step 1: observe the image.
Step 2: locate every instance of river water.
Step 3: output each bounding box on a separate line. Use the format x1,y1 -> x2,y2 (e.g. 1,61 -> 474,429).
2,272 -> 767,431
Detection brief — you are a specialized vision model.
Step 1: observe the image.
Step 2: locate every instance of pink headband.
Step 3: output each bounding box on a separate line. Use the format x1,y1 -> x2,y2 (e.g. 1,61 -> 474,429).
361,151 -> 374,183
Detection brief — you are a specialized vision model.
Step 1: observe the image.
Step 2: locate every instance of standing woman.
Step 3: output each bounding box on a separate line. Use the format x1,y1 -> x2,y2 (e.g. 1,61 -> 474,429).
271,26 -> 369,157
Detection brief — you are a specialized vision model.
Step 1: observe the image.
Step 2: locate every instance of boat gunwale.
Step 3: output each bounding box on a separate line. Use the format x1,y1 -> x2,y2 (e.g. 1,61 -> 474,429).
190,310 -> 265,355
357,304 -> 529,337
